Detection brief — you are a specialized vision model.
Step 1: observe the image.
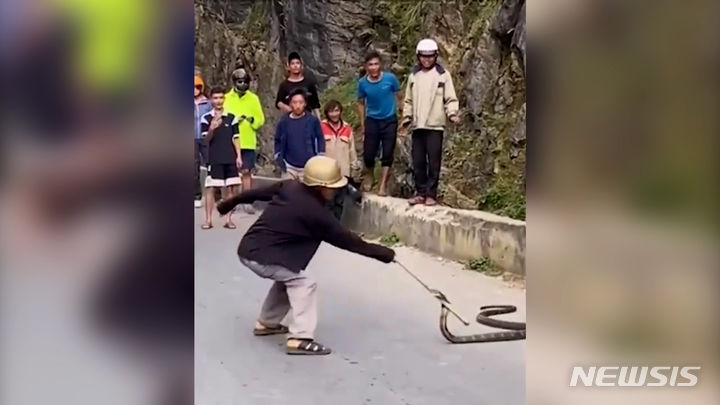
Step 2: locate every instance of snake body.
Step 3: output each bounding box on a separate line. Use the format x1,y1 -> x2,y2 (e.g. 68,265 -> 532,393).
439,304 -> 526,343
392,260 -> 526,344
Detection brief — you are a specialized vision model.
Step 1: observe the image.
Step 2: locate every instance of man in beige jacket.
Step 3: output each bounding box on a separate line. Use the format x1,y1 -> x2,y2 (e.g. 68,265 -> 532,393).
401,38 -> 460,206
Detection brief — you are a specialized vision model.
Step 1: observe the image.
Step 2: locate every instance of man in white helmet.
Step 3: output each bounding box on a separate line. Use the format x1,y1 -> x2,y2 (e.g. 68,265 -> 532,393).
216,156 -> 395,355
401,38 -> 460,206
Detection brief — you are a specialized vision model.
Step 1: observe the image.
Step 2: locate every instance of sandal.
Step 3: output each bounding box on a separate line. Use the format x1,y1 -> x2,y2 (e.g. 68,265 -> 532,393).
201,223 -> 213,230
223,223 -> 236,229
253,324 -> 289,336
286,339 -> 332,356
425,197 -> 438,206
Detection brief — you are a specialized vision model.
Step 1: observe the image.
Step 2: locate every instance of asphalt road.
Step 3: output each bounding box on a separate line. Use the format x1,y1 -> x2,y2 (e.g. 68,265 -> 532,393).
195,208 -> 525,405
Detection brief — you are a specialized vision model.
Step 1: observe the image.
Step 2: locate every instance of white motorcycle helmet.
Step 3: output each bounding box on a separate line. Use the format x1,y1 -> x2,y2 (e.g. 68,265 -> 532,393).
416,38 -> 439,56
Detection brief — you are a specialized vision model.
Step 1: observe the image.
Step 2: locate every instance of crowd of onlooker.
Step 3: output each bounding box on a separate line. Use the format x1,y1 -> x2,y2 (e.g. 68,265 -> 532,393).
194,38 -> 459,229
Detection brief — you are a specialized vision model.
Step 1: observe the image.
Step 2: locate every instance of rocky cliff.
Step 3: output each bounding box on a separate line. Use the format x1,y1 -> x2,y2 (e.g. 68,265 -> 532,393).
194,0 -> 526,219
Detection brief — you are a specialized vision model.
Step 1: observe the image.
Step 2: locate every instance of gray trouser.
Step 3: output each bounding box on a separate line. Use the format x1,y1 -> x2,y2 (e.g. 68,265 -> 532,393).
239,257 -> 317,340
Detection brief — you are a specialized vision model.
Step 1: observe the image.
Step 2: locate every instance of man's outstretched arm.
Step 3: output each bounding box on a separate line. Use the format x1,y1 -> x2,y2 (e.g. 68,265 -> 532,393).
308,209 -> 395,263
217,181 -> 286,215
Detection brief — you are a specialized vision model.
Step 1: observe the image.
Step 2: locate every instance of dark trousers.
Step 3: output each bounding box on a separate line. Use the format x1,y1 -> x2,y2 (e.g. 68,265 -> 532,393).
363,117 -> 398,168
411,129 -> 444,198
194,138 -> 208,199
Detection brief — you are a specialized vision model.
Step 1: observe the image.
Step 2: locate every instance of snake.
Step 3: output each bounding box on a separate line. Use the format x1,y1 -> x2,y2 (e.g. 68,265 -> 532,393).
394,260 -> 526,343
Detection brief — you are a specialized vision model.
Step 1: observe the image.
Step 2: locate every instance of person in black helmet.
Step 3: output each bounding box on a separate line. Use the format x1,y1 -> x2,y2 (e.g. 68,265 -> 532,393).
216,156 -> 395,356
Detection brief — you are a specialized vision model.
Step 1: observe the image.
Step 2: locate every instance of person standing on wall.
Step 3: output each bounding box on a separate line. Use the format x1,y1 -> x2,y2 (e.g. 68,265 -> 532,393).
275,51 -> 322,118
224,68 -> 265,214
194,74 -> 212,208
356,51 -> 402,196
401,39 -> 460,206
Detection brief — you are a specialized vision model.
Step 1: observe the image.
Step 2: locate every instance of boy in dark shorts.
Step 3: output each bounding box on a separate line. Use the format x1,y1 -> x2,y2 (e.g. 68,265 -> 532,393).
200,86 -> 242,229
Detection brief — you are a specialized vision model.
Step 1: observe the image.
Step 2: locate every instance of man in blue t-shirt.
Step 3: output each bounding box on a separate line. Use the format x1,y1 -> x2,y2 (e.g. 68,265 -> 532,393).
356,51 -> 402,196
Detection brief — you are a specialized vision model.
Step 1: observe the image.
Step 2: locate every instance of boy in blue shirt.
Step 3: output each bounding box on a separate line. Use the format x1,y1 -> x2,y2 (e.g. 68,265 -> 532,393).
274,88 -> 325,180
356,51 -> 402,196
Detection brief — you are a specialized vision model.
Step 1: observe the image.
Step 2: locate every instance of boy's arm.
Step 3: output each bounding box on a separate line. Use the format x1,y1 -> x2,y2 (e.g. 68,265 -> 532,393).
275,84 -> 292,112
314,118 -> 325,154
356,80 -> 366,135
217,181 -> 287,215
274,119 -> 286,169
356,99 -> 365,136
349,128 -> 358,167
443,72 -> 460,118
250,96 -> 265,130
231,115 -> 243,166
401,75 -> 413,126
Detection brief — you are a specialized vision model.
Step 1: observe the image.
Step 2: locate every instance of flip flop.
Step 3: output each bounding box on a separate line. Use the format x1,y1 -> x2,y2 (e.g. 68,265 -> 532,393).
223,223 -> 236,229
286,339 -> 332,356
201,223 -> 213,230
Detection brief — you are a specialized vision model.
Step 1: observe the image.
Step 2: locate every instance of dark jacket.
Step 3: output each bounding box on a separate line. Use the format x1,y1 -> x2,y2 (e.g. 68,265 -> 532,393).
218,180 -> 394,272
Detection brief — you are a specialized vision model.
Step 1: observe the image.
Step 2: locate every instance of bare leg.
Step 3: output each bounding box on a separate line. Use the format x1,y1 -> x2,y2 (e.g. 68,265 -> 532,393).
241,171 -> 255,213
221,186 -> 234,227
242,171 -> 252,192
204,186 -> 215,227
378,167 -> 391,196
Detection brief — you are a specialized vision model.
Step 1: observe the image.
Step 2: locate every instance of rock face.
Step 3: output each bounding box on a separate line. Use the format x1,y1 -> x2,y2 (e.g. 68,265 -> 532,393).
195,0 -> 526,218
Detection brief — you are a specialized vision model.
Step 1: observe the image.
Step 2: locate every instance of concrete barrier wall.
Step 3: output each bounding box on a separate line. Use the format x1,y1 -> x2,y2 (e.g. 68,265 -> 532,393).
250,177 -> 526,275
342,195 -> 526,275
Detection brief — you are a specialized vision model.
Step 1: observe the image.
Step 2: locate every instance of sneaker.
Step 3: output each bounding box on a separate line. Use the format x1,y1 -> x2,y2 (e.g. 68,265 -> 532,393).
194,199 -> 202,208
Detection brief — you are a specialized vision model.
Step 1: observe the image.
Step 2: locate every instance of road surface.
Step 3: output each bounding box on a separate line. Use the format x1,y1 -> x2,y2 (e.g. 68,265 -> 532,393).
195,208 -> 525,405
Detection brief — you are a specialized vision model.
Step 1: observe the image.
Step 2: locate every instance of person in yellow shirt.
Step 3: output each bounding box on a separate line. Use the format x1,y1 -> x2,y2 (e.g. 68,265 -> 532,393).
224,68 -> 265,214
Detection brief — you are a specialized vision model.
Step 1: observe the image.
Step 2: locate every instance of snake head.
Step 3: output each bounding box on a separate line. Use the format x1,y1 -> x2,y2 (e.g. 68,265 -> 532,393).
429,289 -> 450,304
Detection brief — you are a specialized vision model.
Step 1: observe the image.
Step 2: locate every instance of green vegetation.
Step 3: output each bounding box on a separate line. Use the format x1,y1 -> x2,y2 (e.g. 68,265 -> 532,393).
384,0 -> 425,67
243,2 -> 269,41
466,257 -> 503,276
477,175 -> 526,220
379,232 -> 401,246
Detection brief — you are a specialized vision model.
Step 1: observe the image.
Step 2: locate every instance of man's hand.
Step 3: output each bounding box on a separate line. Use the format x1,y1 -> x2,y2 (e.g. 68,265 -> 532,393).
236,156 -> 243,170
216,198 -> 236,216
449,114 -> 460,124
375,245 -> 396,263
